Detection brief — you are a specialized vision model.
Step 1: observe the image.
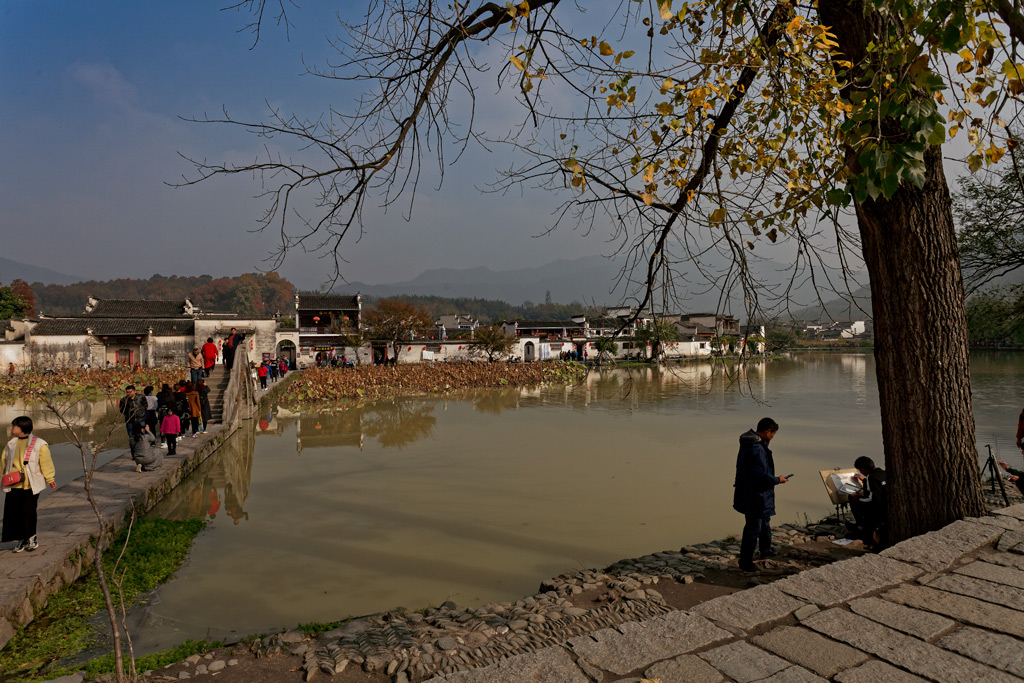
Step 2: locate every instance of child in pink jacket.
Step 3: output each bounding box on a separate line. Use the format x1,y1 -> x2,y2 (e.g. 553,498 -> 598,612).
160,412 -> 181,455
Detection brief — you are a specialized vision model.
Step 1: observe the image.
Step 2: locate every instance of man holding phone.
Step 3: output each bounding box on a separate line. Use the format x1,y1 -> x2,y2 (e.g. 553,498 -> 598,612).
733,417 -> 788,573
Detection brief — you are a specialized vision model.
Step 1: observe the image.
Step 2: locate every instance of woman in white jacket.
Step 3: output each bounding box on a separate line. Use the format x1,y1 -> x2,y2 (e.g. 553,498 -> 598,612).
2,416 -> 56,552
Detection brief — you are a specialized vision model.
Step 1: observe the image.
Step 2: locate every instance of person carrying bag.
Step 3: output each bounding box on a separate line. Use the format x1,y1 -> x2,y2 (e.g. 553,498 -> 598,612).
3,416 -> 56,552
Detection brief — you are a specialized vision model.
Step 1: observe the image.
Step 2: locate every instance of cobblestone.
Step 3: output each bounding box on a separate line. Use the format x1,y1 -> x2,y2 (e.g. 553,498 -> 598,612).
751,625 -> 868,677
697,641 -> 791,683
847,596 -> 955,639
953,558 -> 1024,589
939,626 -> 1024,677
882,584 -> 1024,639
880,520 -> 1003,572
773,554 -> 921,607
923,572 -> 1024,610
643,654 -> 725,683
801,608 -> 1020,682
690,584 -> 806,632
834,661 -> 929,683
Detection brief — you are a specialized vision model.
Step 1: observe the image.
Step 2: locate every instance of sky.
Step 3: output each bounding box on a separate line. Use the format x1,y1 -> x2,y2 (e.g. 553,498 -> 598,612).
0,1 -> 611,290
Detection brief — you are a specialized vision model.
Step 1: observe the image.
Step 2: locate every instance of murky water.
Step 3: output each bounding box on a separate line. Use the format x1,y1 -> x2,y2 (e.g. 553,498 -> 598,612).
9,352 -> 1024,651
0,399 -> 127,493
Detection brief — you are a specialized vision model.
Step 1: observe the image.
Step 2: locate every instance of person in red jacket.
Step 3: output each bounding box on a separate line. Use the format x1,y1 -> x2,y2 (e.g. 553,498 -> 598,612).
201,337 -> 218,377
257,362 -> 269,390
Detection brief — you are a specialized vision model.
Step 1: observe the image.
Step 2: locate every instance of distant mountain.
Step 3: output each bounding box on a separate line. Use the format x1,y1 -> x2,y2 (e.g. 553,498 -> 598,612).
340,254 -> 633,306
0,257 -> 83,286
790,286 -> 873,322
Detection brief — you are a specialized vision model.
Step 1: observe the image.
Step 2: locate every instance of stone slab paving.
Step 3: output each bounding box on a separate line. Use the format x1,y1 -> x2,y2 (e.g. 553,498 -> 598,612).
427,504 -> 1024,683
0,419 -> 246,650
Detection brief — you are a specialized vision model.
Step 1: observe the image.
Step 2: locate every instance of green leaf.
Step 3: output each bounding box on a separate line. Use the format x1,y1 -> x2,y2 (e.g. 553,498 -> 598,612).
927,121 -> 946,145
881,173 -> 900,200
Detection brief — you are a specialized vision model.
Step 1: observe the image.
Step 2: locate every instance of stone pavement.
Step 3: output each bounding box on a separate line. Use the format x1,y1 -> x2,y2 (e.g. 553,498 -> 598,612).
426,505 -> 1024,683
0,406 -> 265,652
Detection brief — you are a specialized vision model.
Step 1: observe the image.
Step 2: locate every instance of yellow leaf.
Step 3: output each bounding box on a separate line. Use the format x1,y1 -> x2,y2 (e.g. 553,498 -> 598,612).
641,192 -> 654,206
510,56 -> 525,71
657,0 -> 673,20
599,41 -> 614,56
710,208 -> 727,223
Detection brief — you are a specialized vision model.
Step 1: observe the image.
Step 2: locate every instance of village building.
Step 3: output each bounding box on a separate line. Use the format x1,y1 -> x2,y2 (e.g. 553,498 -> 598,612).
4,297 -> 285,369
434,314 -> 479,340
295,293 -> 362,367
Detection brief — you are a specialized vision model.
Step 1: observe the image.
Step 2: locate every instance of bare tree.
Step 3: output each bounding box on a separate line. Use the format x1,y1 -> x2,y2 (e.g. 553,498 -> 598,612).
42,392 -> 136,682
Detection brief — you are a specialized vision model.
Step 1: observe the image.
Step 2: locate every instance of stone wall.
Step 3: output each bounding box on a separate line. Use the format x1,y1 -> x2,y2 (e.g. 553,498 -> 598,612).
28,336 -> 91,367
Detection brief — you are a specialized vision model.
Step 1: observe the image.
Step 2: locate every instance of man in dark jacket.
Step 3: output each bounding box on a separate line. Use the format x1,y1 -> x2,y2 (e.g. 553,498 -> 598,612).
849,456 -> 887,549
733,417 -> 788,572
223,328 -> 245,372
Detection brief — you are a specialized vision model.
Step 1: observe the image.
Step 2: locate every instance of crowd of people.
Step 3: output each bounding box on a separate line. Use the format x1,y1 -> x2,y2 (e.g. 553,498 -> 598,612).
252,357 -> 290,390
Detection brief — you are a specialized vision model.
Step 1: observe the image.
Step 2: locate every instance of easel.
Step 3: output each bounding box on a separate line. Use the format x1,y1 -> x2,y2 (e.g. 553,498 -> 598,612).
819,467 -> 859,524
981,444 -> 1010,507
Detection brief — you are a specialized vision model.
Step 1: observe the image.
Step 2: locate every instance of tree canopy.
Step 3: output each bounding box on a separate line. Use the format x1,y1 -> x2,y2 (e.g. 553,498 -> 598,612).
192,0 -> 1024,540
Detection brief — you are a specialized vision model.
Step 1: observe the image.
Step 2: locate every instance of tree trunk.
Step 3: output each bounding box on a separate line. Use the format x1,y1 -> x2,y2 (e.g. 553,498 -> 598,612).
856,145 -> 985,540
821,3 -> 986,541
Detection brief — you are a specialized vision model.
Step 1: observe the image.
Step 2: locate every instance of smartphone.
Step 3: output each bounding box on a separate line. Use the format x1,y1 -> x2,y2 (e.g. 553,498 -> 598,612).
783,473 -> 795,479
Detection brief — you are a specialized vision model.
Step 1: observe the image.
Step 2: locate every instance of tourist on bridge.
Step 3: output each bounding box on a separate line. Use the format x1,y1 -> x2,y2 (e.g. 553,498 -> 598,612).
223,328 -> 245,372
3,416 -> 56,552
188,347 -> 204,386
201,337 -> 218,377
118,385 -> 148,458
184,381 -> 203,438
257,361 -> 269,390
733,417 -> 788,573
196,379 -> 212,431
160,410 -> 180,455
142,385 -> 159,438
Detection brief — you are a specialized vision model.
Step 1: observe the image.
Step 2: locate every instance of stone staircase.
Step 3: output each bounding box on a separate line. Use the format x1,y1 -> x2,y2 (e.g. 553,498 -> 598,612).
204,365 -> 231,424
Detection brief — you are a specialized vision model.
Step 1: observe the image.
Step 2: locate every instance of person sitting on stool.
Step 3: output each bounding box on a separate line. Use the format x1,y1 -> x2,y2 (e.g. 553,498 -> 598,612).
849,456 -> 887,550
998,460 -> 1024,496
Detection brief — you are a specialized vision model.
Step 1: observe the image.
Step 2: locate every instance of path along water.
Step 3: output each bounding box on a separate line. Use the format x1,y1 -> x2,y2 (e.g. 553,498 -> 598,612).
88,351 -> 1023,653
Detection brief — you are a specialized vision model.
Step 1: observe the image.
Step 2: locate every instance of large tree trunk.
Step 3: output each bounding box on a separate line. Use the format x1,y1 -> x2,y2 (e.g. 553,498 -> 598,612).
856,146 -> 985,540
821,3 -> 986,542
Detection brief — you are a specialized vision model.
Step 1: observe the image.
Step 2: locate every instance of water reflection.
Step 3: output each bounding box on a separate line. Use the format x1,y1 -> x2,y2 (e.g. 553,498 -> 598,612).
149,422 -> 254,525
120,352 -> 1024,651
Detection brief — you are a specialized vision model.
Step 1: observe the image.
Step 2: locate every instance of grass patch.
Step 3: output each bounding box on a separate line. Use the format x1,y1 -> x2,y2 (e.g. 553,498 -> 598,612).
0,517 -> 205,682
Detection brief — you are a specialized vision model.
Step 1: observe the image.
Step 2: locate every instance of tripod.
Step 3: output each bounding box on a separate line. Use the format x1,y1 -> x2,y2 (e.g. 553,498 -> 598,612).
981,444 -> 1010,507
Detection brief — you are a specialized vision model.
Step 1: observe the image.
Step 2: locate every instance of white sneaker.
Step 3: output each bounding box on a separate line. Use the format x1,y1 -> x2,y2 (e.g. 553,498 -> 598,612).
25,535 -> 38,552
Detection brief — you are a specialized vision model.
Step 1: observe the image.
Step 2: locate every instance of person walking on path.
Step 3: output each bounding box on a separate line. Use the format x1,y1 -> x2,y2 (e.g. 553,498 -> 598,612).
184,381 -> 203,437
161,411 -> 180,455
187,347 -> 204,386
223,328 -> 245,372
257,362 -> 269,390
196,379 -> 212,431
118,385 -> 147,458
733,417 -> 788,573
201,337 -> 218,377
3,416 -> 56,552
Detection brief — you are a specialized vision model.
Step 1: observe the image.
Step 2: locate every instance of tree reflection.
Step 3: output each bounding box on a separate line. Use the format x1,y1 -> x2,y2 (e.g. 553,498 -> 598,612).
360,401 -> 436,448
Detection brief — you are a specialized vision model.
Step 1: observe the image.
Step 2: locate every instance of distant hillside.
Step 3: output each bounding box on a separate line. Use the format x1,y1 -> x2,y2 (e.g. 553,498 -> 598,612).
0,257 -> 83,286
31,272 -> 296,318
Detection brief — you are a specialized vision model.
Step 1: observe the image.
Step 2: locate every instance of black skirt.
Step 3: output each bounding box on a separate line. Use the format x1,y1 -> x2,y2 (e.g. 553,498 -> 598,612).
2,488 -> 39,542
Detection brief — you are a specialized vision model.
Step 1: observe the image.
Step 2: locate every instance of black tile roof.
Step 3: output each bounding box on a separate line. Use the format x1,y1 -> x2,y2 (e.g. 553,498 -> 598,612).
298,295 -> 360,311
32,319 -> 195,336
506,320 -> 584,329
82,299 -> 190,318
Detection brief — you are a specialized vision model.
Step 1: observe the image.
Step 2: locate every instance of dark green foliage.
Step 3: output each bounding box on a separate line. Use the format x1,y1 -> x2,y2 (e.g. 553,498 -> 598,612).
0,282 -> 31,319
357,294 -> 602,325
966,286 -> 1024,345
30,272 -> 296,317
0,518 -> 205,682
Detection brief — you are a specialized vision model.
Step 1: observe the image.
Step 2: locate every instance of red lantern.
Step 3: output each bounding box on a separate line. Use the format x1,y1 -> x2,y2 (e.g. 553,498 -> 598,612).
408,346 -> 412,351
313,316 -> 321,324
459,345 -> 463,350
422,346 -> 426,350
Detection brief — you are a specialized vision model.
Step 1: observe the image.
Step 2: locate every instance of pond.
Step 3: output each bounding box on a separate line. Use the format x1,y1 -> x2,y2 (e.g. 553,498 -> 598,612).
8,352 -> 1024,652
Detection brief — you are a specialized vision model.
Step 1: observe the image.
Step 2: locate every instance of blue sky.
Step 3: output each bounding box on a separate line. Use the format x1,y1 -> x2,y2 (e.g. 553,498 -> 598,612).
0,1 -> 607,289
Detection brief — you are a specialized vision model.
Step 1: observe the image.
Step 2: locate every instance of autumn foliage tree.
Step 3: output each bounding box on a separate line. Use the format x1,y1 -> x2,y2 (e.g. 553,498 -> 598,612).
472,325 -> 517,361
363,298 -> 434,362
190,0 -> 1024,539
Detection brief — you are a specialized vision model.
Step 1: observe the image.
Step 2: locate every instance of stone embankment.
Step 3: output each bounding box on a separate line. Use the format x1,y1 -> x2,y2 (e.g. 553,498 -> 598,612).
0,352 -> 277,651
281,363 -> 586,403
